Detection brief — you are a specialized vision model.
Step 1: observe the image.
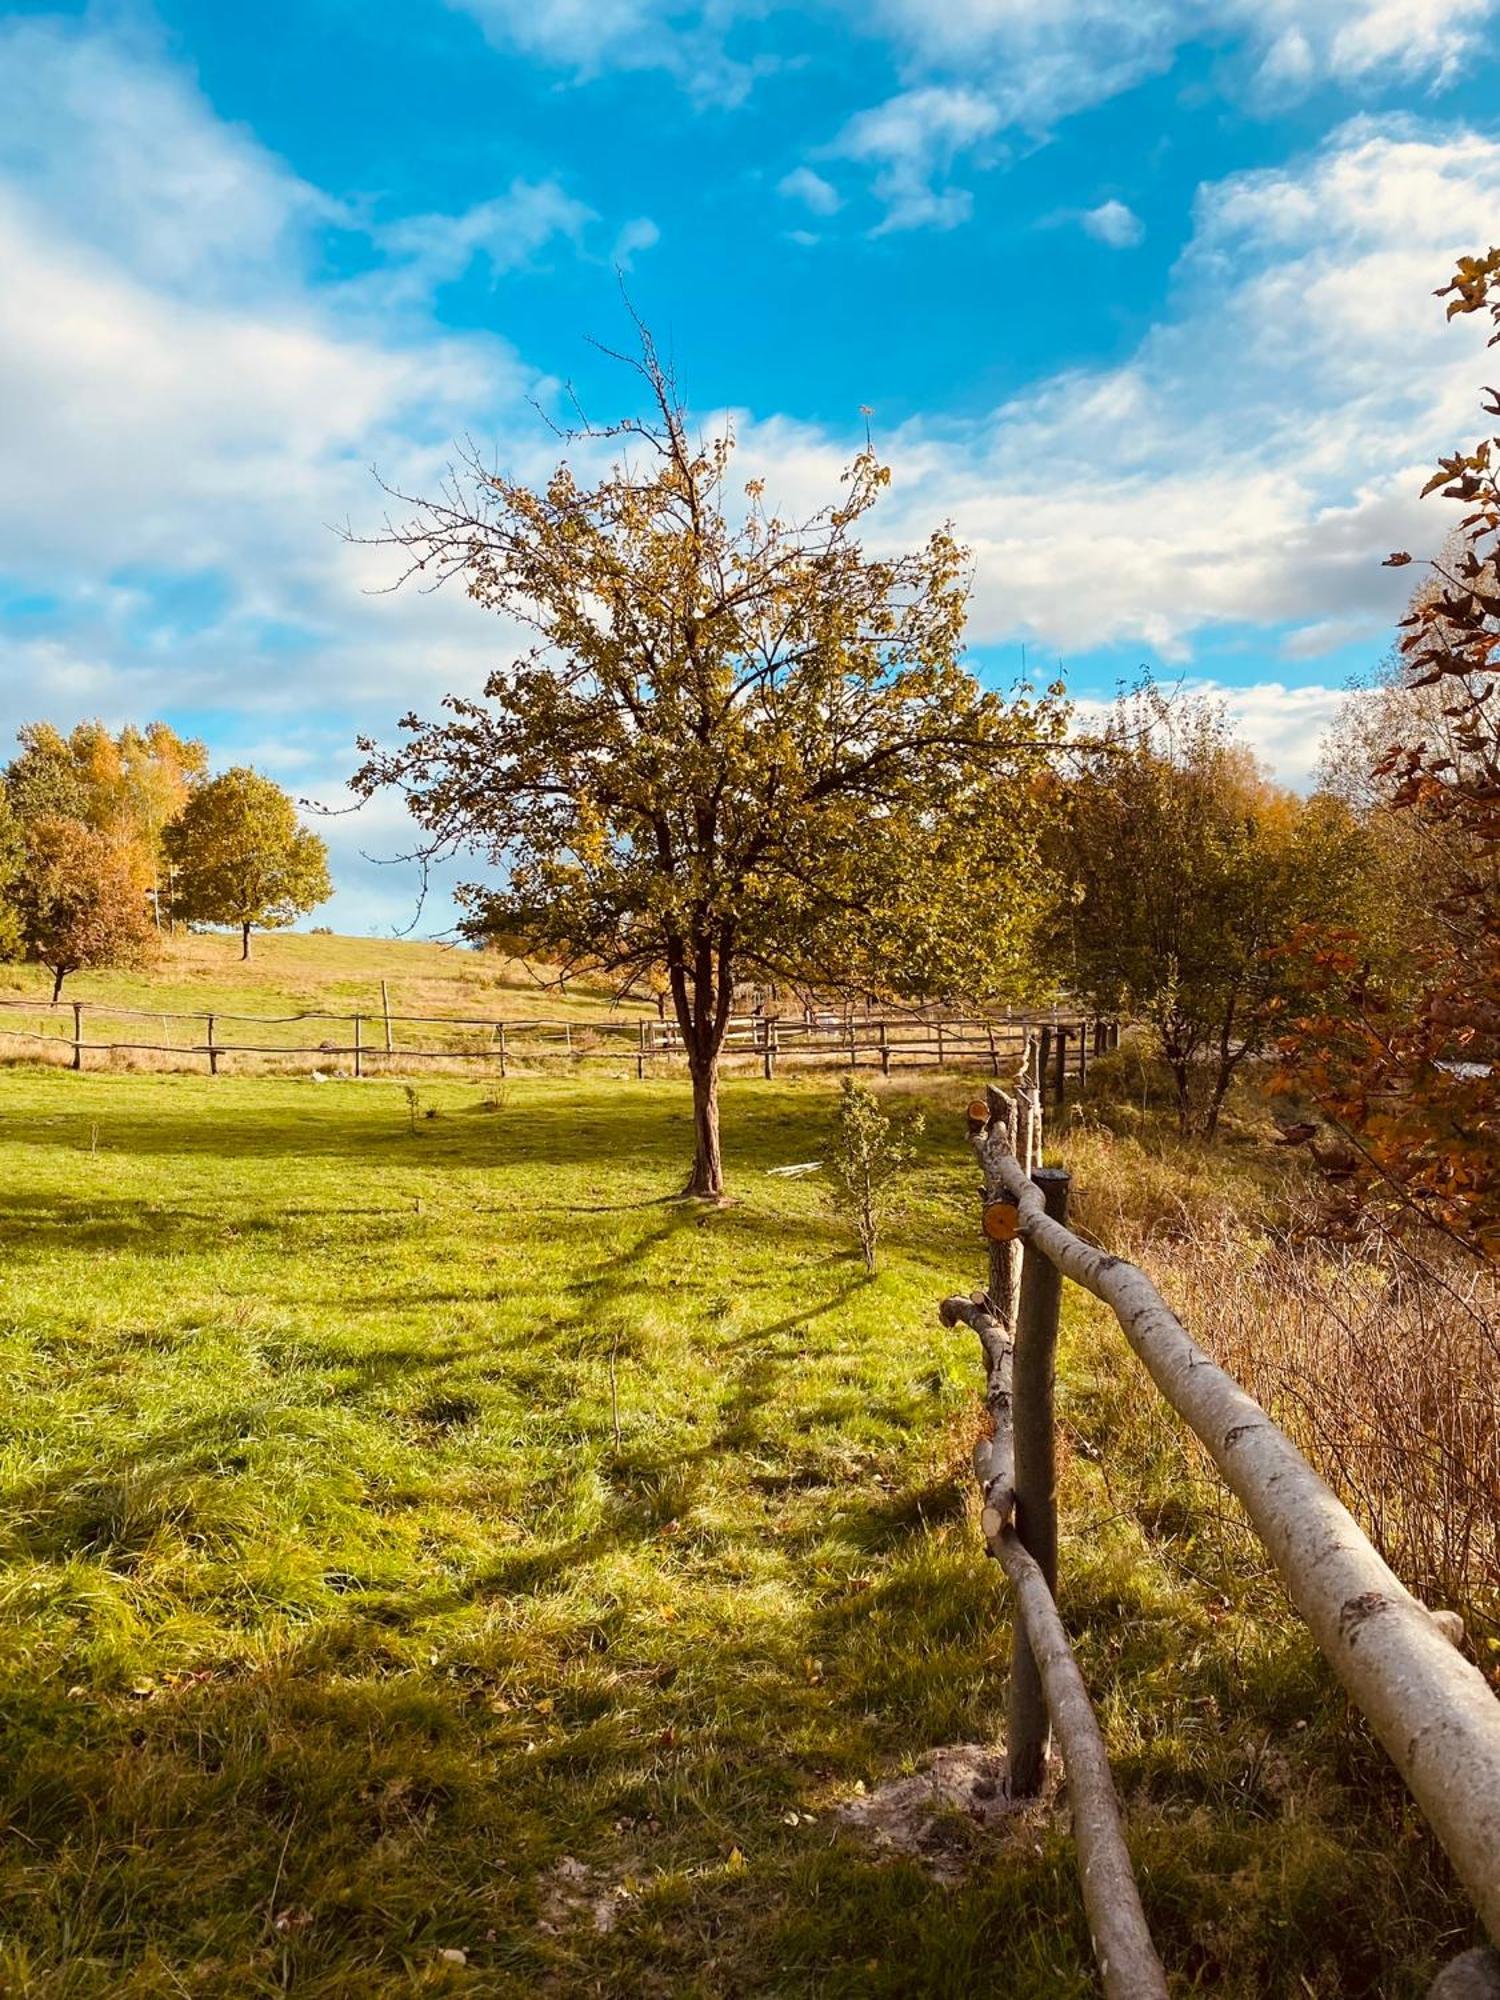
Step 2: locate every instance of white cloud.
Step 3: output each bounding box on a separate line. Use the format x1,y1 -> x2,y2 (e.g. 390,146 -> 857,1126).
1071,679 -> 1348,785
777,166 -> 843,215
0,14 -> 338,300
865,0 -> 1498,125
611,216 -> 662,268
375,181 -> 596,304
827,86 -> 1001,232
444,0 -> 770,106
720,120 -> 1500,669
1081,198 -> 1144,247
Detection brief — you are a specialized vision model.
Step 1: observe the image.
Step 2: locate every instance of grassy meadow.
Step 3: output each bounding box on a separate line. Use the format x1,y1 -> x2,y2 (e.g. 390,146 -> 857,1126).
0,1037 -> 1485,1993
0,930 -> 625,1040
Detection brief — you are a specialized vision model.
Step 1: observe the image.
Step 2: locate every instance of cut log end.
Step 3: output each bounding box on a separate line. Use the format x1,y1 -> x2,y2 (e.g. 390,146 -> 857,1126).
983,1199 -> 1022,1244
981,1502 -> 1011,1541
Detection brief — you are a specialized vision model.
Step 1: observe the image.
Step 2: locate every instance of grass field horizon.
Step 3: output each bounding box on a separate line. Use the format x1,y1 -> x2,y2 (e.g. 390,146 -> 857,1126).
0,930 -> 627,1032
0,1045 -> 1482,1995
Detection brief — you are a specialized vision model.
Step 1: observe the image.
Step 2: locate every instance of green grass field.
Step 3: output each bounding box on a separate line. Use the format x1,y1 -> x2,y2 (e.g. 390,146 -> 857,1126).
0,930 -> 625,1030
0,1060 -> 1479,1995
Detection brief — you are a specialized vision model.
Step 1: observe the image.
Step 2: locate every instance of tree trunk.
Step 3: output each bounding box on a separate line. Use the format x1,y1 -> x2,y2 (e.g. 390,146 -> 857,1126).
1170,1059 -> 1191,1136
241,922 -> 252,961
686,1055 -> 725,1199
51,964 -> 65,1004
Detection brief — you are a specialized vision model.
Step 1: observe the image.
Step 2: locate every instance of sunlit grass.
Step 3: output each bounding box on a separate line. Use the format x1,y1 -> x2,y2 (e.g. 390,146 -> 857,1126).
0,1063 -> 1478,1995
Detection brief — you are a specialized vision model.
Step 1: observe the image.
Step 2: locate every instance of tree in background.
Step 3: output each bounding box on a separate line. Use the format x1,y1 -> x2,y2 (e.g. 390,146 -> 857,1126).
353,329 -> 1066,1197
1053,687 -> 1363,1137
165,768 -> 331,959
4,719 -> 207,926
13,814 -> 155,1001
6,723 -> 91,824
0,781 -> 23,962
1276,252 -> 1500,1259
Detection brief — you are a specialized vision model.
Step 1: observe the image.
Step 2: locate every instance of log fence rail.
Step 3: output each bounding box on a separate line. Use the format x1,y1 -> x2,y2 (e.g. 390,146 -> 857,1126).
944,1056 -> 1500,1997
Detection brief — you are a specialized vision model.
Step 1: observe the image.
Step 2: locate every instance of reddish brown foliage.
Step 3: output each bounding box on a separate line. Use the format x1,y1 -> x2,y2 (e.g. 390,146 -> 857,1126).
1278,253 -> 1500,1260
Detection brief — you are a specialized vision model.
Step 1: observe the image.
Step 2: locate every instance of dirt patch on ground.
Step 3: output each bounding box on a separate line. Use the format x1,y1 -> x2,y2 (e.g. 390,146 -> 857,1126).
836,1743 -> 1019,1883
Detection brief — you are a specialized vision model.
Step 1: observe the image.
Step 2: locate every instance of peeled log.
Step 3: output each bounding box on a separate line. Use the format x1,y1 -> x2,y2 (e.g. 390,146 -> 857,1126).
975,1089 -> 1500,1943
998,1528 -> 1170,2000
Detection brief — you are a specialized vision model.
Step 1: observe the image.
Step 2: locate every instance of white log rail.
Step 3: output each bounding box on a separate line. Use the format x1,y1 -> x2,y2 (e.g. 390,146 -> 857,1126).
970,1081 -> 1500,1948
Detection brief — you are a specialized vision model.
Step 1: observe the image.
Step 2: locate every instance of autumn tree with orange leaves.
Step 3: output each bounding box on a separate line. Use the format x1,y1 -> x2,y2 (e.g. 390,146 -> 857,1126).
1276,252 -> 1500,1260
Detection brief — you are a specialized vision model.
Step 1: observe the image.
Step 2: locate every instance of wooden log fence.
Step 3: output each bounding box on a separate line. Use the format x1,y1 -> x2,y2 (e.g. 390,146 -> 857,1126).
941,1067 -> 1500,1995
0,997 -> 1118,1087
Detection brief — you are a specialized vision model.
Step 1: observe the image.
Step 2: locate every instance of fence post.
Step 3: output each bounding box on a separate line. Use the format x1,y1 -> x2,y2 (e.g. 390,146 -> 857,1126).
936,1018 -> 946,1067
761,1015 -> 776,1081
207,1013 -> 218,1077
71,1001 -> 83,1072
1008,1163 -> 1071,1799
637,1018 -> 647,1081
498,1023 -> 508,1078
1078,1023 -> 1088,1094
1053,1026 -> 1068,1108
1038,1025 -> 1052,1106
381,980 -> 394,1054
353,1014 -> 363,1079
879,1020 -> 891,1077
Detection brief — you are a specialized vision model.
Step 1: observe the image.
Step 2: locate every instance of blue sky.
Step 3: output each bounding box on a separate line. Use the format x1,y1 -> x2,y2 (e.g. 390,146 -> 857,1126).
2,0 -> 1498,931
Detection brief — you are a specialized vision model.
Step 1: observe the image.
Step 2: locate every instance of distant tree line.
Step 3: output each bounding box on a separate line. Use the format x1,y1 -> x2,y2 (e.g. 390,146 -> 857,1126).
0,723 -> 331,997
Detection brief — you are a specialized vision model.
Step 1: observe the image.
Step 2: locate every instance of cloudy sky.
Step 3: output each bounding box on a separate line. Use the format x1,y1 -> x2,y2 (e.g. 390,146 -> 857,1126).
1,0 -> 1497,931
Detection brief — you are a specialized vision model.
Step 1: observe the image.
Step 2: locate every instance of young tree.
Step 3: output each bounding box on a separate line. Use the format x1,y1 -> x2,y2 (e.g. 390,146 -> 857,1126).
825,1078 -> 924,1272
165,768 -> 332,958
1276,251 -> 1500,1259
13,814 -> 155,1000
1053,688 -> 1360,1137
351,332 -> 1066,1197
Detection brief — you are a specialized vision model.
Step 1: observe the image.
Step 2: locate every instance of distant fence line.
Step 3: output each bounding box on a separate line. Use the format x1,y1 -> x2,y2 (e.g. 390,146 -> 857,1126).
0,995 -> 1118,1096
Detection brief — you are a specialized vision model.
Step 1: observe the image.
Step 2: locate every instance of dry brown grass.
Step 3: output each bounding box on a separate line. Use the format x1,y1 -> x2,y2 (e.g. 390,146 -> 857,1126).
1061,1082 -> 1500,1662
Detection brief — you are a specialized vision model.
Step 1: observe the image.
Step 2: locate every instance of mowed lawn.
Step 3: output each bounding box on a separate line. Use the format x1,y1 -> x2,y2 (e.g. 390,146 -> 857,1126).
0,1068 -> 1474,1996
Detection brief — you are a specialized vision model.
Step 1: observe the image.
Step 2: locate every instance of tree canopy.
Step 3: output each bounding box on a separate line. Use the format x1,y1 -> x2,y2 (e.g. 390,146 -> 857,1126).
5,720 -> 207,926
165,768 -> 331,959
353,332 -> 1066,1195
13,813 -> 156,1000
1053,687 -> 1364,1137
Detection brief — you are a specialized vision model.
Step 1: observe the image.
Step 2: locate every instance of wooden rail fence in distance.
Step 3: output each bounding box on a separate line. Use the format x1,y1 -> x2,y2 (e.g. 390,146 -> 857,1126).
0,998 -> 1118,1094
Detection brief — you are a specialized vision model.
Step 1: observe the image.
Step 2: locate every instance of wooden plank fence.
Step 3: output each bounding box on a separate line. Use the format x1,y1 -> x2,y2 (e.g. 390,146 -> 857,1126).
944,1054 -> 1500,1997
0,997 -> 1118,1093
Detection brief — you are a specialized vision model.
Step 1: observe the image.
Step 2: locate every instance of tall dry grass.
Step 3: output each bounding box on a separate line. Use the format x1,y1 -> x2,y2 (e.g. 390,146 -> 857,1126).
1063,1103 -> 1500,1658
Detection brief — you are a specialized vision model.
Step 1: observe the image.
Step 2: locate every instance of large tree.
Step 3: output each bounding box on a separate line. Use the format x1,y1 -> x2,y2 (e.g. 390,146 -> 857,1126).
14,814 -> 155,1001
1053,687 -> 1362,1137
352,335 -> 1065,1196
165,768 -> 331,959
